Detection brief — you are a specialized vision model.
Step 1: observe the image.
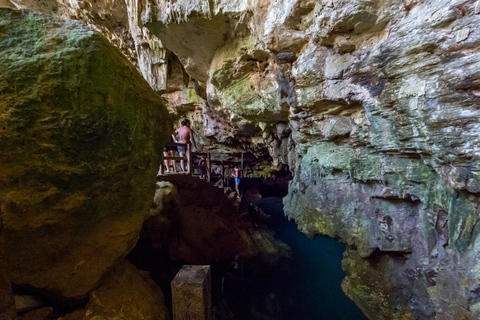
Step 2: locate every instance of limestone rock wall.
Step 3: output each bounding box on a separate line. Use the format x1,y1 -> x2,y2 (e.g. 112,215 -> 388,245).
1,0 -> 137,64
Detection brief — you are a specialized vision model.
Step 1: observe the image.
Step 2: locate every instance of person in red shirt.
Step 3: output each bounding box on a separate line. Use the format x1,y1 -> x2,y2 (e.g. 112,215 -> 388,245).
232,166 -> 241,198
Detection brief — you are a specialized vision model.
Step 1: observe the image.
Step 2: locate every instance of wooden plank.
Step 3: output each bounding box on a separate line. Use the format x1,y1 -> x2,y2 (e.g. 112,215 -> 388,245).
162,171 -> 189,175
172,265 -> 211,320
211,159 -> 253,165
211,160 -> 242,166
220,160 -> 224,189
187,144 -> 192,176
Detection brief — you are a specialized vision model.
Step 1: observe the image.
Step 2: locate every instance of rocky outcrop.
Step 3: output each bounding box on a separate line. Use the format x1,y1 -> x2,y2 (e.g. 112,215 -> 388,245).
19,307 -> 54,320
52,262 -> 169,320
147,176 -> 269,263
0,8 -> 170,301
1,0 -> 136,64
280,1 -> 480,318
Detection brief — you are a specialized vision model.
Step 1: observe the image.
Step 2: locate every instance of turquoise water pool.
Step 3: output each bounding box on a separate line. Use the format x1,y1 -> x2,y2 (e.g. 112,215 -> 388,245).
253,197 -> 368,320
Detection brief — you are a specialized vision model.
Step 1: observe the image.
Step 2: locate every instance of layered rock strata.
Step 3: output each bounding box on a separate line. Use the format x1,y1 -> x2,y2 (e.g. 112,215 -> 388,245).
0,8 -> 170,301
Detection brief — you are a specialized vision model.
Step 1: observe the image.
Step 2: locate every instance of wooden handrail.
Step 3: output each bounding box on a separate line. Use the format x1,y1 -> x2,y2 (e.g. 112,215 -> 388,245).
187,144 -> 192,175
206,153 -> 211,182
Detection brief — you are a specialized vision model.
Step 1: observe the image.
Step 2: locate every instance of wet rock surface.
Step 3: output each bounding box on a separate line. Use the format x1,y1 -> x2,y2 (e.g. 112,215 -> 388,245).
138,176 -> 284,265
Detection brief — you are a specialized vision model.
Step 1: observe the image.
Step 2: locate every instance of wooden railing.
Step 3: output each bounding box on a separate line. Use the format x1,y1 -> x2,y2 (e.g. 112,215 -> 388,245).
160,143 -> 249,192
160,143 -> 211,182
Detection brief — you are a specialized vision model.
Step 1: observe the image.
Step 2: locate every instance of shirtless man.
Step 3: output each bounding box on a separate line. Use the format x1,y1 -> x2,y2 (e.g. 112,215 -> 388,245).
174,119 -> 197,172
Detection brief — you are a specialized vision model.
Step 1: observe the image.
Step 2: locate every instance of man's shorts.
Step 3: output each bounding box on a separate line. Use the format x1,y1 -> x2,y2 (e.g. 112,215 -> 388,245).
178,146 -> 186,154
235,178 -> 240,183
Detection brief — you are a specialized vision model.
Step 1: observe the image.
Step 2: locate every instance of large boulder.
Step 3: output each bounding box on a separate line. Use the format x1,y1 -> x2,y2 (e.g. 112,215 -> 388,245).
0,8 -> 171,300
83,261 -> 169,320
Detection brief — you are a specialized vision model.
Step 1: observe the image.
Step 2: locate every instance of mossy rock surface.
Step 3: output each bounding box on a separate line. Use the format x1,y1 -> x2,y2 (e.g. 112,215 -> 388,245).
0,8 -> 171,300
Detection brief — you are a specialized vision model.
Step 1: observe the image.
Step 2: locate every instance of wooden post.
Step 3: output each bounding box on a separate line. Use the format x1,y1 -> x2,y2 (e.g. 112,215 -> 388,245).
227,166 -> 230,190
160,153 -> 164,175
206,153 -> 211,182
241,152 -> 244,172
220,160 -> 224,190
187,144 -> 192,176
172,265 -> 211,320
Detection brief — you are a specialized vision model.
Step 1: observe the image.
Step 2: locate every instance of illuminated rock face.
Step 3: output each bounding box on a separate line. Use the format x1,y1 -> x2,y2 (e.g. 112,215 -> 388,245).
0,8 -> 170,300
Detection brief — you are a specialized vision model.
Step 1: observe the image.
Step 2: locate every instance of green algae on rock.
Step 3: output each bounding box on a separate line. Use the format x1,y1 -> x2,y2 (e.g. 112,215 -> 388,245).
0,8 -> 171,300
